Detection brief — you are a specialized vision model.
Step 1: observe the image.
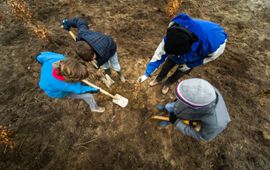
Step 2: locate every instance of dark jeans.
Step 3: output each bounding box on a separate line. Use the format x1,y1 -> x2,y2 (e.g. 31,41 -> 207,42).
155,58 -> 192,86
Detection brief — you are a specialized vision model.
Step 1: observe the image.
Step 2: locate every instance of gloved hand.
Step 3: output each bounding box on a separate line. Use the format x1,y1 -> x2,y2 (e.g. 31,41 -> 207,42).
169,112 -> 178,124
137,75 -> 148,83
90,88 -> 100,94
61,19 -> 70,30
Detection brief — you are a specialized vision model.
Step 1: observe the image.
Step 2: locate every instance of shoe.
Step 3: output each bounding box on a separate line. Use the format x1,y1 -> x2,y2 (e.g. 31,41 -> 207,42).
156,104 -> 165,111
91,107 -> 105,113
119,74 -> 126,82
117,71 -> 126,82
162,85 -> 170,94
159,121 -> 170,127
149,79 -> 160,87
104,69 -> 111,75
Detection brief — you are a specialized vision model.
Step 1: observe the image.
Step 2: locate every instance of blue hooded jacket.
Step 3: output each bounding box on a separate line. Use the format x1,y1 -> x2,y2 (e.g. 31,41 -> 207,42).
36,52 -> 97,98
145,13 -> 227,76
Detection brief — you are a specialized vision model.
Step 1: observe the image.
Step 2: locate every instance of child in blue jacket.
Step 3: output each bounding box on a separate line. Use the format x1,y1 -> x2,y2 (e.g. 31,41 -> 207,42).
36,51 -> 105,113
138,13 -> 227,94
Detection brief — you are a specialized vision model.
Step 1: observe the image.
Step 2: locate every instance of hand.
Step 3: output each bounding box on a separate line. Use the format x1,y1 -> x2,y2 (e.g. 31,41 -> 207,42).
169,112 -> 178,124
90,89 -> 100,94
61,19 -> 70,30
137,75 -> 148,83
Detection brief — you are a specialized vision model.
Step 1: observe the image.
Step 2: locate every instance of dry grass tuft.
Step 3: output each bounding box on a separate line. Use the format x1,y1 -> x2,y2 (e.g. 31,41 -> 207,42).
6,0 -> 49,41
167,0 -> 182,18
0,125 -> 15,149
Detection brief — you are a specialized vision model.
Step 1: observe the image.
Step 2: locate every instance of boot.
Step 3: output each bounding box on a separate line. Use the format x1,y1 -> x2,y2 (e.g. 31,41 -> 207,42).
159,121 -> 170,127
91,106 -> 105,113
156,104 -> 165,111
117,71 -> 126,82
149,79 -> 160,87
104,68 -> 111,75
162,85 -> 170,94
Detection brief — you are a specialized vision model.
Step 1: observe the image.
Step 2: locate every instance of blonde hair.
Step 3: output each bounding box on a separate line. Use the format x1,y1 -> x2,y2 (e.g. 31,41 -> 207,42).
58,58 -> 89,82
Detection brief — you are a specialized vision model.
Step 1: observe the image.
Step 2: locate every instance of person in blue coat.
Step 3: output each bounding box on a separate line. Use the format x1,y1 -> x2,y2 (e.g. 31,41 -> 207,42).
36,51 -> 105,113
61,17 -> 125,82
138,13 -> 227,94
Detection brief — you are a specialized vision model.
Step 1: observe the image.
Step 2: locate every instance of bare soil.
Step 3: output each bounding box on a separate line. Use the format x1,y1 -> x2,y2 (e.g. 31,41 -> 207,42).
0,0 -> 269,169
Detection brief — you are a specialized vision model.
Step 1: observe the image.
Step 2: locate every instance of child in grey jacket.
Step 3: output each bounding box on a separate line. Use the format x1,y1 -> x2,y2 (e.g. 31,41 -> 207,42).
164,78 -> 231,142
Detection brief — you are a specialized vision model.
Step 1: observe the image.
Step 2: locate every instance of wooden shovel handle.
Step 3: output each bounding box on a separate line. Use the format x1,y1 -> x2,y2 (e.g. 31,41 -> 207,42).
68,31 -> 77,41
151,115 -> 190,125
82,80 -> 115,98
151,115 -> 170,121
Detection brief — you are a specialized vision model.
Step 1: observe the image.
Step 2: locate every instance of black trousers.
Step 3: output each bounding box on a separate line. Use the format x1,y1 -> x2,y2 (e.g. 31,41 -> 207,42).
155,58 -> 192,86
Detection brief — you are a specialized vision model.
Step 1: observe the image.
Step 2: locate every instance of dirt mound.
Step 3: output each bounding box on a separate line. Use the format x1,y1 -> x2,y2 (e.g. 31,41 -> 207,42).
0,0 -> 269,169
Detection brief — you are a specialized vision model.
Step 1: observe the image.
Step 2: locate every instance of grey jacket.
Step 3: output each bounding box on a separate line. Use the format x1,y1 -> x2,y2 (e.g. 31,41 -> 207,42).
173,89 -> 231,141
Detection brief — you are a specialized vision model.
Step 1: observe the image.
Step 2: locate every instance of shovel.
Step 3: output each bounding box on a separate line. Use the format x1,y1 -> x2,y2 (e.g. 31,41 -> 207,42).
82,80 -> 128,108
151,115 -> 201,131
151,115 -> 190,125
67,30 -> 114,88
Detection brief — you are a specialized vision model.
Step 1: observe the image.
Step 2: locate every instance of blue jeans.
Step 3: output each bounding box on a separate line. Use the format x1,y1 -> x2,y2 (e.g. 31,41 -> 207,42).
165,102 -> 176,113
102,52 -> 121,72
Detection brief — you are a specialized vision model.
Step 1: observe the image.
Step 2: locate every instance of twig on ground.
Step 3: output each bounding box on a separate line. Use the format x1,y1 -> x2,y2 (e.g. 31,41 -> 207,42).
3,144 -> 7,154
73,138 -> 98,147
17,136 -> 27,155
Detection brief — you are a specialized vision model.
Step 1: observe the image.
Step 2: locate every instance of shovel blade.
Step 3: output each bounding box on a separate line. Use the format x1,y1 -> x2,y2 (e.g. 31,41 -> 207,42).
113,94 -> 128,108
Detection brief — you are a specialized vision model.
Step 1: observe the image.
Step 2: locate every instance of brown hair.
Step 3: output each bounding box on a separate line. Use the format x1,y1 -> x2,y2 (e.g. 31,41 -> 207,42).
58,58 -> 89,82
75,41 -> 95,62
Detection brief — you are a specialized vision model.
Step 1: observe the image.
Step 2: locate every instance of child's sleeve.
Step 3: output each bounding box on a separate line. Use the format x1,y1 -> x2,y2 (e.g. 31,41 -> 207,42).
67,18 -> 89,31
61,82 -> 99,94
175,121 -> 204,141
36,52 -> 65,64
144,39 -> 167,77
